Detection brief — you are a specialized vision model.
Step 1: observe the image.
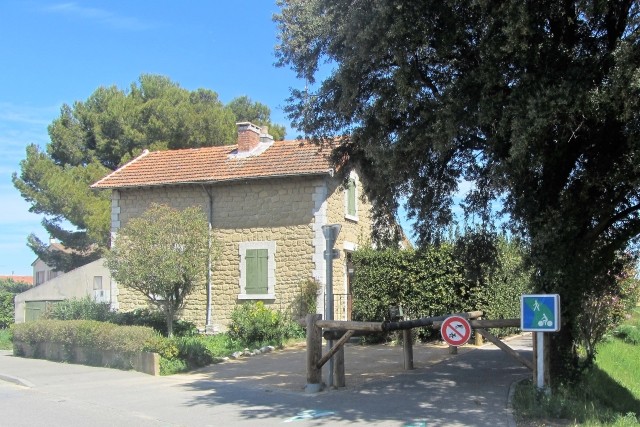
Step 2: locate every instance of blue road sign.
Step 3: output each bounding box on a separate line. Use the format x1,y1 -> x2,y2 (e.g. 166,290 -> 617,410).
521,294 -> 560,332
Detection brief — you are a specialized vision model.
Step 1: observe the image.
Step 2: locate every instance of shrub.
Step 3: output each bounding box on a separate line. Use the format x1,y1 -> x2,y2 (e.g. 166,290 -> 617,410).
45,297 -> 114,322
0,328 -> 12,350
228,301 -> 304,347
144,335 -> 179,359
613,325 -> 640,345
576,252 -> 640,365
351,233 -> 533,341
159,357 -> 187,375
351,246 -> 471,321
174,336 -> 218,367
11,320 -> 157,354
290,278 -> 320,319
0,278 -> 31,328
471,237 -> 533,337
112,308 -> 197,337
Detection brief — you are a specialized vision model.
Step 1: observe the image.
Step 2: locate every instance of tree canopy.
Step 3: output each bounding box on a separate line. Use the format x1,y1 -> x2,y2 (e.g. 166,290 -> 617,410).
0,278 -> 31,329
105,204 -> 215,337
228,95 -> 286,140
13,74 -> 285,271
275,1 -> 640,380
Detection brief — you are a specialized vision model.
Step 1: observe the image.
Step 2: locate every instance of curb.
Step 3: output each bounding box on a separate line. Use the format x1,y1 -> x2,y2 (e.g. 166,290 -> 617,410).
506,376 -> 529,427
0,373 -> 34,388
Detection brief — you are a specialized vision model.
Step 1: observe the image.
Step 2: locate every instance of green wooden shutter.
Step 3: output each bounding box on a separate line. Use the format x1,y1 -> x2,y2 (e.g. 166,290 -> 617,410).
347,179 -> 356,216
246,249 -> 268,294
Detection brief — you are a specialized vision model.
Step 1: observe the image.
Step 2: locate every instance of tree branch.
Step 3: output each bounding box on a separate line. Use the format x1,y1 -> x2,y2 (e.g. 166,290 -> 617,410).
586,201 -> 640,242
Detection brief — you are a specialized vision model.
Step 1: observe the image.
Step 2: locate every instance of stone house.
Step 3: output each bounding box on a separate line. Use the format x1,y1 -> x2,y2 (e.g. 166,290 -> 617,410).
91,122 -> 377,332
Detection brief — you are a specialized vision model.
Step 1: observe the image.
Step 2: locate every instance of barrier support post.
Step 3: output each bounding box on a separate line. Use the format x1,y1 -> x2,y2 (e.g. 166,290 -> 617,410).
305,313 -> 323,393
403,329 -> 414,370
474,317 -> 483,346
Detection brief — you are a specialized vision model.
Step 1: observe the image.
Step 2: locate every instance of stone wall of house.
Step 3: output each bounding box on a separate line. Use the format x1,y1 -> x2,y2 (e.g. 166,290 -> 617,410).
320,170 -> 375,320
113,176 -> 323,331
328,171 -> 373,294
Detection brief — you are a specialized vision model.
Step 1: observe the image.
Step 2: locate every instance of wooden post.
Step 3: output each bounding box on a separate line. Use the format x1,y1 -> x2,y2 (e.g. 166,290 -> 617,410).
333,345 -> 346,387
474,316 -> 483,346
403,329 -> 414,370
305,313 -> 323,393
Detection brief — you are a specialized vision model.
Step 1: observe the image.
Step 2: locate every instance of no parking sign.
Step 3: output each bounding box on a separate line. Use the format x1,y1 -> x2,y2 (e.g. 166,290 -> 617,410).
440,315 -> 472,346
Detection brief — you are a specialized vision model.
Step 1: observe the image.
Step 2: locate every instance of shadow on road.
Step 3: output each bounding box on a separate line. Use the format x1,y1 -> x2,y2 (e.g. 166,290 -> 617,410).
175,340 -> 533,426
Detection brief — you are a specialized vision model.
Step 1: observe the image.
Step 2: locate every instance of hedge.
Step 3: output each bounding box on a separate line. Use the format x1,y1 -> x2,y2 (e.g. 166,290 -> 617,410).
351,236 -> 532,338
11,320 -> 158,354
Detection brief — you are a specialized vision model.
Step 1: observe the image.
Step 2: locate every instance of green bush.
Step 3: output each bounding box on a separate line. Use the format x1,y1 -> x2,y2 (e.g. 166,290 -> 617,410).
45,297 -> 114,322
470,238 -> 533,337
351,245 -> 471,320
112,308 -> 197,337
144,334 -> 179,359
351,233 -> 533,341
0,328 -> 12,350
45,300 -> 198,338
290,278 -> 320,319
174,336 -> 220,368
0,278 -> 31,328
159,357 -> 187,375
613,324 -> 640,345
153,334 -> 239,374
228,301 -> 304,347
11,320 -> 157,354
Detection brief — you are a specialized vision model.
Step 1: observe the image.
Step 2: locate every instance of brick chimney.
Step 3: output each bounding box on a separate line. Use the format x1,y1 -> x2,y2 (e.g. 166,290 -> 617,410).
236,122 -> 261,153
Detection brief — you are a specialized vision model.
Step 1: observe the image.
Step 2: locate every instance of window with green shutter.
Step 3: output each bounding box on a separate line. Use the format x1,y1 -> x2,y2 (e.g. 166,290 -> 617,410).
245,248 -> 268,294
239,241 -> 276,300
347,178 -> 357,217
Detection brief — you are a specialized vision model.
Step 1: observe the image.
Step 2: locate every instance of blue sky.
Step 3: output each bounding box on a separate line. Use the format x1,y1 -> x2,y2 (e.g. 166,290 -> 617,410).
0,1 -> 309,276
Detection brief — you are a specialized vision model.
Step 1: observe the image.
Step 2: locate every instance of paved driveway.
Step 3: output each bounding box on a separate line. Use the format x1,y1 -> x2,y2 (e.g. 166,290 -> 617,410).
0,335 -> 532,426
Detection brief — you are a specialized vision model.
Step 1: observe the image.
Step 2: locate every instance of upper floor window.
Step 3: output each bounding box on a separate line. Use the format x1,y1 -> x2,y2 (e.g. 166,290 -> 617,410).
345,173 -> 358,221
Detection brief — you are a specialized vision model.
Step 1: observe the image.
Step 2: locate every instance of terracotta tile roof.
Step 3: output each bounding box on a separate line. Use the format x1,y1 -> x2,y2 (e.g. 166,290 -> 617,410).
0,275 -> 33,285
91,139 -> 336,189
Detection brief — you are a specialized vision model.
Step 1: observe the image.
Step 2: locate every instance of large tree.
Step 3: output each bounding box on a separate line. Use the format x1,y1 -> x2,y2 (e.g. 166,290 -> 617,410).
106,204 -> 214,337
275,1 -> 640,380
13,74 -> 284,271
228,95 -> 287,140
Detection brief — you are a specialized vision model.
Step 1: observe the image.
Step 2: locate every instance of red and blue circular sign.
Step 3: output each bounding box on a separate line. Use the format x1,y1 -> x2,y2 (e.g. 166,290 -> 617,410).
440,316 -> 472,346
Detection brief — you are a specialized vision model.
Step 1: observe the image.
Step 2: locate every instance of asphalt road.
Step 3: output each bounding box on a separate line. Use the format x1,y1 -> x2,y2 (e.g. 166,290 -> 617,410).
0,335 -> 532,427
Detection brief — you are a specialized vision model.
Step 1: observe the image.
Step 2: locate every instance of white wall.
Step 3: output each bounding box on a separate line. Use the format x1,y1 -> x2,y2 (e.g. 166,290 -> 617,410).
15,258 -> 113,323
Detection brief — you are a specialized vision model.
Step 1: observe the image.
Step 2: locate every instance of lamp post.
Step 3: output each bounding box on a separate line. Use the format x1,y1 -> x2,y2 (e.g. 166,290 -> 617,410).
322,224 -> 341,387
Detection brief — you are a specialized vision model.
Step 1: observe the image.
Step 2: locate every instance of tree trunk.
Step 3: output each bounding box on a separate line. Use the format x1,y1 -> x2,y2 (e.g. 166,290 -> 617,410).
166,304 -> 174,338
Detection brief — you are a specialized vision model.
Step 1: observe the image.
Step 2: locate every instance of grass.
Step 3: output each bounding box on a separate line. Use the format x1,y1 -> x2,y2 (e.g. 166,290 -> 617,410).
158,331 -> 305,375
513,308 -> 640,426
0,328 -> 12,350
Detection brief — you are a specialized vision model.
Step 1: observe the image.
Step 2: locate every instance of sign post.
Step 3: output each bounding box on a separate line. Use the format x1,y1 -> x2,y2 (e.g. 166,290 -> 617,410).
440,315 -> 472,347
521,294 -> 560,391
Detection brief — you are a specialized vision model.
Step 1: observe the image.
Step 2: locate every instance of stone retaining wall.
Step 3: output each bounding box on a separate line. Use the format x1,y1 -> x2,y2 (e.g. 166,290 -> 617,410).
13,341 -> 159,376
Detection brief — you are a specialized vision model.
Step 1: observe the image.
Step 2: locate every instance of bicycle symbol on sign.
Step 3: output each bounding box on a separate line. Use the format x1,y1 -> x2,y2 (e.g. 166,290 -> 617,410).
538,313 -> 553,327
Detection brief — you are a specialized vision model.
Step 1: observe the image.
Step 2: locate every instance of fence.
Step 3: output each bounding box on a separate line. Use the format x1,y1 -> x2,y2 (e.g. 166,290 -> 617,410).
304,311 -> 529,392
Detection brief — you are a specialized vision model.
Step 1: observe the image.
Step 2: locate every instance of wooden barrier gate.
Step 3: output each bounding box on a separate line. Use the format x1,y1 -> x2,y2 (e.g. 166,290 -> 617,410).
305,311 -> 533,392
